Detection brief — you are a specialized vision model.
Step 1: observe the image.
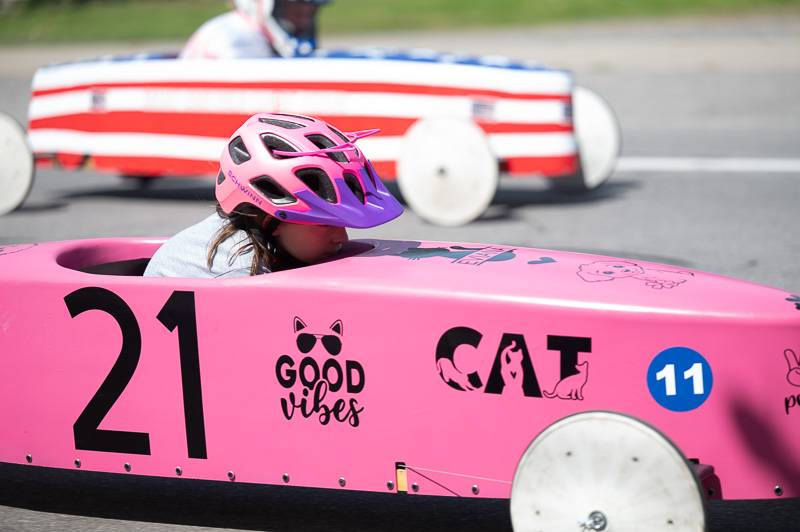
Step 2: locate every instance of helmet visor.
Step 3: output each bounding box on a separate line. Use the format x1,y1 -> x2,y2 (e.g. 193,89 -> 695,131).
272,1 -> 325,40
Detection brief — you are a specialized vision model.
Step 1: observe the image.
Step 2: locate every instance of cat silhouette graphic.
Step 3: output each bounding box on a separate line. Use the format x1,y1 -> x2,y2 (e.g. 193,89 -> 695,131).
499,340 -> 525,397
543,362 -> 589,400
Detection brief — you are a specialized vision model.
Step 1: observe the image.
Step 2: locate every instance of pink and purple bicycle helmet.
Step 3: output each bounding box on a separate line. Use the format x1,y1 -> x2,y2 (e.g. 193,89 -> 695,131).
217,113 -> 403,228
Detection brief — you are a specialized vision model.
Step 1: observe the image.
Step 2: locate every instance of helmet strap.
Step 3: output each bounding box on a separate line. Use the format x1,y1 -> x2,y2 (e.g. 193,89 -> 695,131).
262,215 -> 282,236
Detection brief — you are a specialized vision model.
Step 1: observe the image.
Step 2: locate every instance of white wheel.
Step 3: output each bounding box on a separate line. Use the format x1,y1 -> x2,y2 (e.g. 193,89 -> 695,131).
0,112 -> 34,215
511,411 -> 706,532
397,118 -> 498,226
564,86 -> 621,191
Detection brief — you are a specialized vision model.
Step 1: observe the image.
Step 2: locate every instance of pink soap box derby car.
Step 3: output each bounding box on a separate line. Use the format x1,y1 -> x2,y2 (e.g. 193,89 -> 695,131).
0,48 -> 620,225
1,236 -> 798,531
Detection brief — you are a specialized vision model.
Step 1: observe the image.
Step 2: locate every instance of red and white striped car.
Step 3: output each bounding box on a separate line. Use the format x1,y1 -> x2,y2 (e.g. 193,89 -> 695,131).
4,49 -> 620,225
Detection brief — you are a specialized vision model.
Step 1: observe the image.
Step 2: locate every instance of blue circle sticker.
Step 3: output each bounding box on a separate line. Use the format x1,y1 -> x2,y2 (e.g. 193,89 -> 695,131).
647,347 -> 713,412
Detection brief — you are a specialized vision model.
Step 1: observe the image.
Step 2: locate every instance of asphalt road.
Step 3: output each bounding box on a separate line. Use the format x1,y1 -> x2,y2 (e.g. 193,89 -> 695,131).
0,12 -> 799,532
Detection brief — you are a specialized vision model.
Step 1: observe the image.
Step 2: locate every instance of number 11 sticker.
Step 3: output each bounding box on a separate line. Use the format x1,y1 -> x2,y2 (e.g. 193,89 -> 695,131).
647,347 -> 713,412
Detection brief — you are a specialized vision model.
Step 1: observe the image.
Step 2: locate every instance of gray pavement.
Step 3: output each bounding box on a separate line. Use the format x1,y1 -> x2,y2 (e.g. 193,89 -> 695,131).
0,12 -> 799,531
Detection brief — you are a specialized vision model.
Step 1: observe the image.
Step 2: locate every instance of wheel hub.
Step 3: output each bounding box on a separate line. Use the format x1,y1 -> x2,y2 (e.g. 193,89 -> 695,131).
580,510 -> 607,531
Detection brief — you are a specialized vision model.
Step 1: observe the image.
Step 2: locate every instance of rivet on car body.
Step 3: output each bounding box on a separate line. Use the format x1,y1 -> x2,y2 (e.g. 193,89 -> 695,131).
338,477 -> 346,487
175,467 -> 182,476
74,459 -> 81,468
25,454 -> 32,464
282,473 -> 290,483
411,483 -> 419,492
472,485 -> 480,495
582,510 -> 607,531
227,471 -> 236,481
124,463 -> 131,472
775,485 -> 784,496
386,480 -> 395,491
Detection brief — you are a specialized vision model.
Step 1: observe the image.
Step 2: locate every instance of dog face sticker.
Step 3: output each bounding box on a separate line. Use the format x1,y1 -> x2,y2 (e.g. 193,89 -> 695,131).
276,317 -> 365,427
577,260 -> 693,289
578,261 -> 644,280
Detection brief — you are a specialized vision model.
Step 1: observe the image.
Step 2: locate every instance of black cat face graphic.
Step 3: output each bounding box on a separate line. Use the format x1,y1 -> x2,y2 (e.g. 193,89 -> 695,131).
294,317 -> 343,356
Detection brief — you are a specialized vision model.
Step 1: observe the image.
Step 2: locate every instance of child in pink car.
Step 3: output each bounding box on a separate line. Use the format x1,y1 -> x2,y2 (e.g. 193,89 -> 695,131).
144,113 -> 403,278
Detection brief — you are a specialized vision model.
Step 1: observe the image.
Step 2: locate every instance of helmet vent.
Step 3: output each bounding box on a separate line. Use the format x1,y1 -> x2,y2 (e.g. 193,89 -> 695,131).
252,175 -> 297,205
328,126 -> 349,144
343,172 -> 365,204
306,134 -> 348,163
262,134 -> 297,159
273,113 -> 315,122
365,163 -> 378,187
217,170 -> 226,184
296,168 -> 337,203
259,117 -> 305,129
228,136 -> 251,164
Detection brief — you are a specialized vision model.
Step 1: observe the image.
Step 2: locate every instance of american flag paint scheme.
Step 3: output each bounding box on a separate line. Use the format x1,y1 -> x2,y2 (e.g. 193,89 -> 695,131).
28,50 -> 580,181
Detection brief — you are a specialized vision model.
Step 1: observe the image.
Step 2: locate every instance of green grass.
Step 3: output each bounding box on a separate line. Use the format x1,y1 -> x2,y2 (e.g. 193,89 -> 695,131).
0,1 -> 226,43
322,0 -> 800,32
1,0 -> 798,44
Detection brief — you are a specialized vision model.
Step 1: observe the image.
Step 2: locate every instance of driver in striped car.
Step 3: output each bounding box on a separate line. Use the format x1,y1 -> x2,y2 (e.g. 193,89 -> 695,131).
181,0 -> 331,59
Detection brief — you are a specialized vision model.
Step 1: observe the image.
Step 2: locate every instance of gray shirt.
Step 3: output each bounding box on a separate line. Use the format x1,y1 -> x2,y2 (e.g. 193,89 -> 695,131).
144,214 -> 260,278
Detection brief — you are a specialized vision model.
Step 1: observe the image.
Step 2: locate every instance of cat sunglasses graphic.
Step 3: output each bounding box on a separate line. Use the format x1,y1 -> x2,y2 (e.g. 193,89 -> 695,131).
296,333 -> 342,355
293,317 -> 342,355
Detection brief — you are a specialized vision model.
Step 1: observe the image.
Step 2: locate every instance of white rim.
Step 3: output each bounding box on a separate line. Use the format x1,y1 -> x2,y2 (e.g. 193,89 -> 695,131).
0,112 -> 34,215
573,86 -> 621,189
511,411 -> 706,532
396,118 -> 498,226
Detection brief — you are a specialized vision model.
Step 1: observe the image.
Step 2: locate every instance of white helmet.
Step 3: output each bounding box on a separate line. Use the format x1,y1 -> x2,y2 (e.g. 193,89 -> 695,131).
234,0 -> 331,57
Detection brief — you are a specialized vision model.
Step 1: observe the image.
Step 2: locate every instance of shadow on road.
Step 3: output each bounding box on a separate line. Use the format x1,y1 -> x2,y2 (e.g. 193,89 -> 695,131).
474,179 -> 640,223
60,178 -> 216,203
493,179 -> 640,208
54,178 -> 637,215
6,202 -> 69,215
